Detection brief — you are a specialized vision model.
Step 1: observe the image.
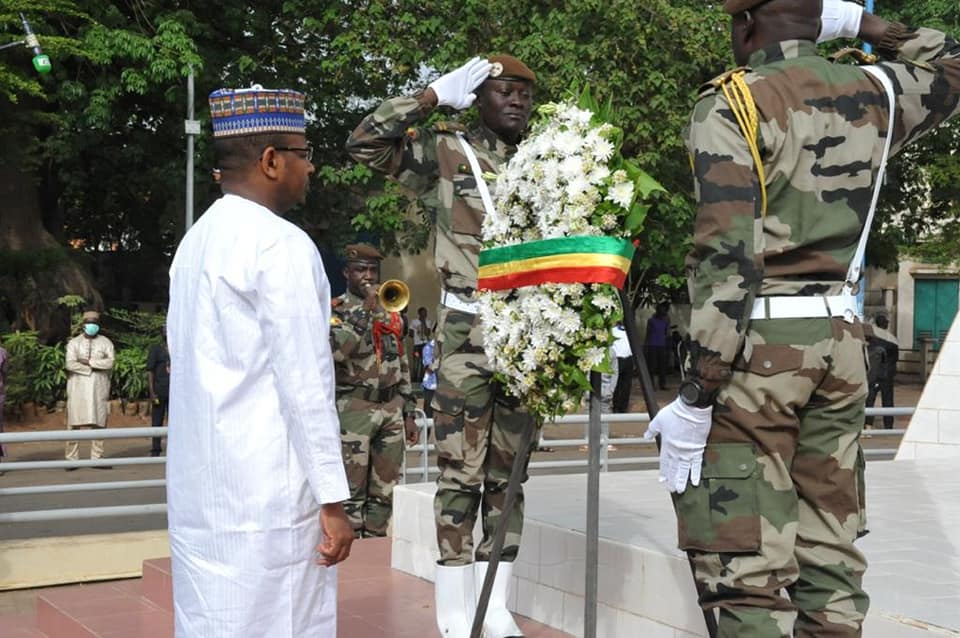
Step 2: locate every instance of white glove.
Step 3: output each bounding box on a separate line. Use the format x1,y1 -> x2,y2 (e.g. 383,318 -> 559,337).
817,0 -> 864,43
428,57 -> 493,110
643,398 -> 713,494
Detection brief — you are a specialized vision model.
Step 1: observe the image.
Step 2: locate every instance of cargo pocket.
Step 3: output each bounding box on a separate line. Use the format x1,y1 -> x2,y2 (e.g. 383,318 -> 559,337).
675,443 -> 761,553
431,386 -> 467,462
451,174 -> 483,237
855,445 -> 869,538
436,307 -> 472,358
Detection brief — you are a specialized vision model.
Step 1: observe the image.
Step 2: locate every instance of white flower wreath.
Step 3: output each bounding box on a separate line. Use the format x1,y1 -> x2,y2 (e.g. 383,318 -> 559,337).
477,93 -> 664,421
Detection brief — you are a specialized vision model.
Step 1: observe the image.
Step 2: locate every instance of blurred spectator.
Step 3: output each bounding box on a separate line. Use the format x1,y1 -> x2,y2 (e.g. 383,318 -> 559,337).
65,311 -> 115,468
421,327 -> 438,419
865,314 -> 899,429
611,323 -> 633,413
147,325 -> 170,456
410,306 -> 434,382
645,302 -> 671,390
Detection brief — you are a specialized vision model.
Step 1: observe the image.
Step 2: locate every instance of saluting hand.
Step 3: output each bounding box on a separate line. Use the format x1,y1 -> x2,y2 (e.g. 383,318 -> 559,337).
316,502 -> 354,567
428,57 -> 493,110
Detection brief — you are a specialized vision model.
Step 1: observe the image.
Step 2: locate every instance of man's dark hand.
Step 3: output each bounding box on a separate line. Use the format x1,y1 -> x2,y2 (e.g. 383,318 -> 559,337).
362,284 -> 379,312
404,414 -> 420,446
316,502 -> 354,566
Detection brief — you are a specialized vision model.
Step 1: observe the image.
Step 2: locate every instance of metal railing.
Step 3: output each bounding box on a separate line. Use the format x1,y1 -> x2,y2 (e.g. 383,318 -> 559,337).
401,407 -> 914,482
0,408 -> 913,523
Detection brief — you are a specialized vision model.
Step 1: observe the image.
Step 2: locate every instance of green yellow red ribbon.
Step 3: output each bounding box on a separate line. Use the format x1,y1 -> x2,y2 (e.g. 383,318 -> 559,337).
477,236 -> 635,291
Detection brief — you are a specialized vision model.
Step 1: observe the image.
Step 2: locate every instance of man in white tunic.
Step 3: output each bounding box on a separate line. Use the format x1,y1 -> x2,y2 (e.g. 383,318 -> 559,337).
167,86 -> 353,638
64,310 -> 114,465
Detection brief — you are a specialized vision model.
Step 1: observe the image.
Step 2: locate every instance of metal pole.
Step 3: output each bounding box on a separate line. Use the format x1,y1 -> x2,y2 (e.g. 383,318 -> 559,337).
0,504 -> 167,524
617,290 -> 718,638
185,67 -> 198,231
469,417 -> 538,638
584,371 -> 602,637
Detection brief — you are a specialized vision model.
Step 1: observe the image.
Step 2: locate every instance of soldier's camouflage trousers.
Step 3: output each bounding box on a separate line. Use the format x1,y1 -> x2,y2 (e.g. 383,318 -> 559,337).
432,307 -> 539,566
676,317 -> 870,637
337,393 -> 405,538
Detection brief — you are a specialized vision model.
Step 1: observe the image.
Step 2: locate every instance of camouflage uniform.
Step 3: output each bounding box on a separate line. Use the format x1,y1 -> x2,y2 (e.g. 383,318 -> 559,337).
347,96 -> 538,565
331,290 -> 416,537
682,22 -> 960,637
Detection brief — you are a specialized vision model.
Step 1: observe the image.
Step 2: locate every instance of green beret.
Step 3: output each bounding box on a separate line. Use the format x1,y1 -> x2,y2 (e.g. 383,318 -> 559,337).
343,243 -> 383,262
487,54 -> 536,84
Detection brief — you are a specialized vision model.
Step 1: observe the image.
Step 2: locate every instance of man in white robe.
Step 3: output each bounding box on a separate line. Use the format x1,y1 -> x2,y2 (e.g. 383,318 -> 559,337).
167,85 -> 353,638
64,310 -> 114,465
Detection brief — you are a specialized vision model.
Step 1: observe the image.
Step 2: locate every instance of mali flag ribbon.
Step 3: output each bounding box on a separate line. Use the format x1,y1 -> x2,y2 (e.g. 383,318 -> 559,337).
477,236 -> 635,291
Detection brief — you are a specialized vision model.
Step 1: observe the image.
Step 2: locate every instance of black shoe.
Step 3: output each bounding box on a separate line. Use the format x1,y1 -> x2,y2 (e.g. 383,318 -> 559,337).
150,450 -> 162,457
65,467 -> 79,471
92,465 -> 113,470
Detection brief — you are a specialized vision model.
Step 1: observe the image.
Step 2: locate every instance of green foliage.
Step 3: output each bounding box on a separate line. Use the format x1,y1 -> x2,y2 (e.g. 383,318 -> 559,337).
870,2 -> 960,269
1,330 -> 40,406
0,247 -> 67,275
0,307 -> 163,406
111,346 -> 148,401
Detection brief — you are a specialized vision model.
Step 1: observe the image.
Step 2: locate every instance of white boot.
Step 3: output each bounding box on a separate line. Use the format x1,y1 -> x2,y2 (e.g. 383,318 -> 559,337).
475,561 -> 523,638
435,563 -> 477,638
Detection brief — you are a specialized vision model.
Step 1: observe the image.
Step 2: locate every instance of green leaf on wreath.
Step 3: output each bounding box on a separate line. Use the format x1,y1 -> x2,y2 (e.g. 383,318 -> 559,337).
625,203 -> 650,234
634,170 -> 666,199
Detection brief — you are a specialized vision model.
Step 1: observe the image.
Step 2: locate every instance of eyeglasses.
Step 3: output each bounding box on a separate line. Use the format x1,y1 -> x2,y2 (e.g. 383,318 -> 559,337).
265,144 -> 314,162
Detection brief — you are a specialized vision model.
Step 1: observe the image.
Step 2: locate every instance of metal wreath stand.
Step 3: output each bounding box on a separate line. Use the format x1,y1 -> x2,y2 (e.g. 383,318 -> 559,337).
469,288 -> 718,638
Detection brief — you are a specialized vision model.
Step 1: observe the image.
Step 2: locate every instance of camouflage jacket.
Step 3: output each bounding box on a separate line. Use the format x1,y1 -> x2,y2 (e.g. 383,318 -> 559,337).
330,291 -> 416,415
345,94 -> 517,302
684,23 -> 960,384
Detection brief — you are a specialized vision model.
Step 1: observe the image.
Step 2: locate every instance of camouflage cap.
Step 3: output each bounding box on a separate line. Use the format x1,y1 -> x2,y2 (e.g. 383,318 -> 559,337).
343,243 -> 384,262
487,54 -> 536,84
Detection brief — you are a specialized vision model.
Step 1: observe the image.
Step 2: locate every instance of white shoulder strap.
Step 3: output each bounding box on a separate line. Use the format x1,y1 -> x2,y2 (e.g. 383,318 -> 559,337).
845,65 -> 896,293
455,133 -> 497,218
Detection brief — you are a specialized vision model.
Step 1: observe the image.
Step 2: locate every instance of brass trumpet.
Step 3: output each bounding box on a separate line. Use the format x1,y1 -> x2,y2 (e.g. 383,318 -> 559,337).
377,279 -> 410,312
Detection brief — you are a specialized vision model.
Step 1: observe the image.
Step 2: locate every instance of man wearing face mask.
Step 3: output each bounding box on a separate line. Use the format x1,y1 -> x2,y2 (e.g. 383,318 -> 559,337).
64,310 -> 115,467
348,55 -> 537,637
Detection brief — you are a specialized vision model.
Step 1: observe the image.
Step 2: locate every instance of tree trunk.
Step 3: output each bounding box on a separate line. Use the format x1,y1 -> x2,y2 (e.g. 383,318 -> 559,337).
0,136 -> 101,342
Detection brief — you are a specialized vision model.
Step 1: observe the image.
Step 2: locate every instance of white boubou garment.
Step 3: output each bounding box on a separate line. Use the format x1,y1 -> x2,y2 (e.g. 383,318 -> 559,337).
65,333 -> 114,427
167,194 -> 349,637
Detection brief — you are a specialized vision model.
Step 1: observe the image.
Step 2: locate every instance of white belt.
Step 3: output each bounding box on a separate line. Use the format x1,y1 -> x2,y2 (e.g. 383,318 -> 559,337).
750,295 -> 856,322
441,290 -> 478,315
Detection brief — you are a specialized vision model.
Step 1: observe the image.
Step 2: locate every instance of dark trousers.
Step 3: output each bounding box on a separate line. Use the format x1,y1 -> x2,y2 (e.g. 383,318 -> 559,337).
612,357 -> 633,413
422,388 -> 435,419
412,344 -> 425,382
151,396 -> 169,454
865,381 -> 894,429
646,346 -> 669,389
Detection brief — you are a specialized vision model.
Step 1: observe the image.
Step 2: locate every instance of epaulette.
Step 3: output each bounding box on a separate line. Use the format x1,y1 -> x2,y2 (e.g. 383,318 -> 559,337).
829,47 -> 879,65
431,121 -> 468,134
698,66 -> 750,97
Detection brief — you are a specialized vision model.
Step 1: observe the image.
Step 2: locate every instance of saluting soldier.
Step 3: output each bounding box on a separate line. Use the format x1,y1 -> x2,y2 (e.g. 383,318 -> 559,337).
347,55 -> 537,637
331,243 -> 419,538
645,1 -> 960,636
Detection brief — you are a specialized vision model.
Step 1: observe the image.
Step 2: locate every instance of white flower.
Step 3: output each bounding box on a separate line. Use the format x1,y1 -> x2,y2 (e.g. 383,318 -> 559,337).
606,180 -> 634,210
